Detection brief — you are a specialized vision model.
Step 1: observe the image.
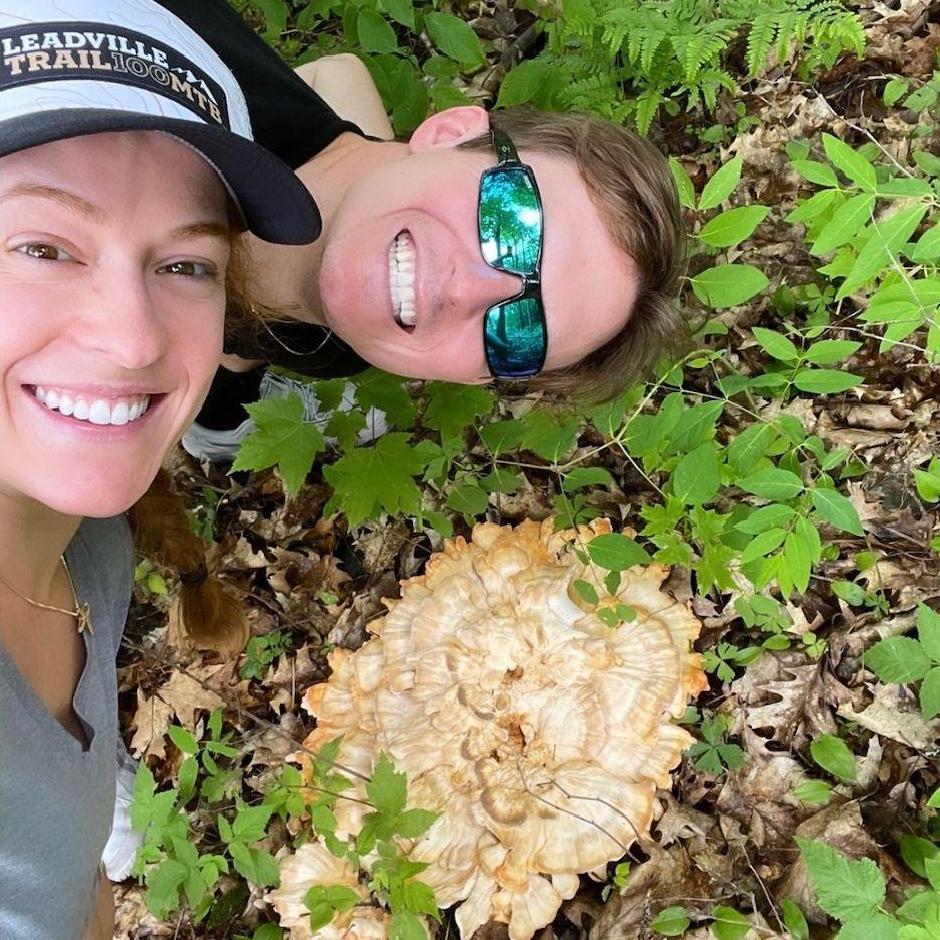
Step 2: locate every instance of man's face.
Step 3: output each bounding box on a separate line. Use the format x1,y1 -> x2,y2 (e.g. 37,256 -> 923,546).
318,111 -> 638,384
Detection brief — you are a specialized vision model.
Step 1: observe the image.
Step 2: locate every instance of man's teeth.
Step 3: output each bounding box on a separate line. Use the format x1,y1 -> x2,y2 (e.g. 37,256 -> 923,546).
33,386 -> 151,426
389,231 -> 416,327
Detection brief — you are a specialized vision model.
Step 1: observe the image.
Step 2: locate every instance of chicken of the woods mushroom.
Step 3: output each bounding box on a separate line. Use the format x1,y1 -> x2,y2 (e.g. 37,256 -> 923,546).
270,518 -> 707,940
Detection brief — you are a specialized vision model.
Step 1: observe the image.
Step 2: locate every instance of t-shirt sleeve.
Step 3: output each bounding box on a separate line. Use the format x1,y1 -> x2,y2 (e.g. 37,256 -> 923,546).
157,0 -> 364,168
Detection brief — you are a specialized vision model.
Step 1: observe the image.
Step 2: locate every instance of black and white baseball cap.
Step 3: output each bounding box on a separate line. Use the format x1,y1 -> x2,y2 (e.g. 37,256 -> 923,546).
0,0 -> 319,244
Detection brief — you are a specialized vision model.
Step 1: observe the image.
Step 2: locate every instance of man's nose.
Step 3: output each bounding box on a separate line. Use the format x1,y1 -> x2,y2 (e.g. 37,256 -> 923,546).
77,266 -> 168,370
442,257 -> 523,319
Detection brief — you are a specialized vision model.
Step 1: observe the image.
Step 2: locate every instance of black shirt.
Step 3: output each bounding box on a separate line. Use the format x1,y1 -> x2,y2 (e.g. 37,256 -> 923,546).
161,0 -> 368,381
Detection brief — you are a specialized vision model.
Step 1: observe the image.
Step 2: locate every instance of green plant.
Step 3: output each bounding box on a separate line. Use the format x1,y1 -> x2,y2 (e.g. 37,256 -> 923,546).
687,713 -> 746,774
240,631 -> 292,681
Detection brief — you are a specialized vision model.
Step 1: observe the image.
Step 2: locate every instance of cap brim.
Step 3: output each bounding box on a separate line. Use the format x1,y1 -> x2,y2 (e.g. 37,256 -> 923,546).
0,110 -> 320,245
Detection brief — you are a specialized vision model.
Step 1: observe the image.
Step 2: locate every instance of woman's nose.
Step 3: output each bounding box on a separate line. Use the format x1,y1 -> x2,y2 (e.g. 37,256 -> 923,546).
77,267 -> 168,370
442,257 -> 524,320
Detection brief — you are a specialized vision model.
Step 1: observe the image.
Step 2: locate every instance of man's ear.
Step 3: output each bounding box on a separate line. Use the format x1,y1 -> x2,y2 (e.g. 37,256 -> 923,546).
408,106 -> 490,153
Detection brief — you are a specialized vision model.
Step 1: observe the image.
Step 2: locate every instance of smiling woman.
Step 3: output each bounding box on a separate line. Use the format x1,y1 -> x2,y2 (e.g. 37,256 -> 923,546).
0,2 -> 319,938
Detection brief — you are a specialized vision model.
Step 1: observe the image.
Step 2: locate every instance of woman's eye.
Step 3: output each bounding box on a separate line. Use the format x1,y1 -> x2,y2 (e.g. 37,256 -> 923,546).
160,260 -> 217,278
16,242 -> 73,262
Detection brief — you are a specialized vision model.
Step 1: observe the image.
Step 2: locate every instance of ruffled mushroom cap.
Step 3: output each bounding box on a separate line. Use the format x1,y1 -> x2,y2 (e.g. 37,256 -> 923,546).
294,518 -> 706,940
266,841 -> 389,940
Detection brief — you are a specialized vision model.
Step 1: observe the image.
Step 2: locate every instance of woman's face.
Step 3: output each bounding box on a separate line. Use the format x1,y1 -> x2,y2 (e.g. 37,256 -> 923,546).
0,131 -> 230,517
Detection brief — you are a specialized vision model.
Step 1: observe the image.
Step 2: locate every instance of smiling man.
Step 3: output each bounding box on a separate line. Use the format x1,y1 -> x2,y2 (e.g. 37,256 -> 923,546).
157,0 -> 687,459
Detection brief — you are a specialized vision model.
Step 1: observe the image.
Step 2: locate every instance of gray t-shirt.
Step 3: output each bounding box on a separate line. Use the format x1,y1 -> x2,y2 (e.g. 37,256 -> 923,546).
0,515 -> 134,940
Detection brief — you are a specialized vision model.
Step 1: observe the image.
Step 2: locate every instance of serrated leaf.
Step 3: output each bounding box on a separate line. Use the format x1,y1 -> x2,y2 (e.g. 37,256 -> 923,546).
752,326 -> 800,362
233,396 -> 326,496
479,419 -> 525,456
811,487 -> 864,536
389,911 -> 428,940
864,636 -> 931,683
562,467 -> 615,492
673,441 -> 721,505
822,133 -> 877,191
425,11 -> 484,65
810,733 -> 857,781
797,838 -> 885,921
322,433 -> 432,526
367,753 -> 407,816
691,264 -> 769,308
423,382 -> 494,445
354,369 -> 416,428
586,533 -> 651,571
698,155 -> 743,211
835,914 -> 901,940
739,468 -> 804,500
519,411 -> 581,463
445,484 -> 489,516
480,467 -> 522,494
697,205 -> 769,247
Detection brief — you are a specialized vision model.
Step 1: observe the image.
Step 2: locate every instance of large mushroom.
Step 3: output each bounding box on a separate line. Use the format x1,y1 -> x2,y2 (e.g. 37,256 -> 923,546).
279,518 -> 706,939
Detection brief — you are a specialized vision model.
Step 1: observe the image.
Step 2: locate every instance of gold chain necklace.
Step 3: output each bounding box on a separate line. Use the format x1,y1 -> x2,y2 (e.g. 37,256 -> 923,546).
0,555 -> 94,636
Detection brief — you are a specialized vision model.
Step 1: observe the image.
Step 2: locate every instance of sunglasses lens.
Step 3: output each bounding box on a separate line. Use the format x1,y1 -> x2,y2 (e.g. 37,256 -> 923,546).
479,167 -> 542,276
484,296 -> 547,378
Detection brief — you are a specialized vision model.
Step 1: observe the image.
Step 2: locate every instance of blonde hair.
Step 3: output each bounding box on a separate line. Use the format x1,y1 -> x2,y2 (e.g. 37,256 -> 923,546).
459,107 -> 689,404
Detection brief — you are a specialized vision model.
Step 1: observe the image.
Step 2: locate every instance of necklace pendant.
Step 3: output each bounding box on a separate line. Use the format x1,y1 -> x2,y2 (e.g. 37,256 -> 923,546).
77,601 -> 94,636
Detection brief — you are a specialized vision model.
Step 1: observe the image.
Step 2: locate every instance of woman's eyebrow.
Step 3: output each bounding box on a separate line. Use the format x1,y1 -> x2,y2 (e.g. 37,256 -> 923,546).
170,221 -> 231,241
3,183 -> 106,222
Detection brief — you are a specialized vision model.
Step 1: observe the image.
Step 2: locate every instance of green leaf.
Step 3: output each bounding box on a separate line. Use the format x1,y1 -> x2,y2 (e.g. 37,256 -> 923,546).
735,503 -> 794,534
479,419 -> 524,456
917,604 -> 940,663
811,487 -> 864,536
811,194 -> 876,255
804,340 -> 862,365
425,11 -> 484,65
168,725 -> 199,755
445,484 -> 489,516
389,911 -> 428,940
480,468 -> 523,494
574,579 -> 599,604
837,205 -> 929,298
323,433 -> 432,526
822,133 -> 877,191
919,667 -> 940,720
673,441 -> 721,505
233,396 -> 325,496
396,808 -> 439,839
781,899 -> 809,940
797,838 -> 885,921
357,9 -> 398,53
586,533 -> 652,571
884,77 -> 910,105
791,159 -> 840,188
786,188 -> 841,223
711,905 -> 750,940
810,733 -> 857,781
423,382 -> 494,445
379,0 -> 414,29
691,264 -> 769,308
562,467 -> 615,492
739,528 -> 787,565
651,905 -> 691,936
669,156 -> 696,210
697,205 -> 769,248
911,222 -> 940,262
784,529 -> 812,594
752,326 -> 800,362
726,423 -> 778,475
354,369 -> 416,428
367,753 -> 407,817
738,468 -> 804,501
252,0 -> 289,40
835,914 -> 901,940
792,779 -> 832,806
698,155 -> 743,211
900,834 -> 937,878
864,636 -> 932,683
519,411 -> 581,463
793,369 -> 864,393
496,59 -> 551,107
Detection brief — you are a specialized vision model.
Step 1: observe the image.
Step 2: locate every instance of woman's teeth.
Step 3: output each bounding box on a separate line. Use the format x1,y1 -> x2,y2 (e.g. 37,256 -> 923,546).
33,386 -> 151,426
389,231 -> 416,328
